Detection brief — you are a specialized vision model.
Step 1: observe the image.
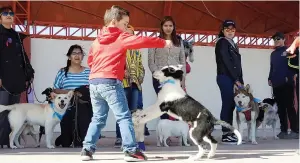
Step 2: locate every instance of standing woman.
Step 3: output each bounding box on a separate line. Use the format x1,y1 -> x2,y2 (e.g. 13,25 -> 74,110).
114,25 -> 147,147
148,16 -> 186,120
215,20 -> 244,144
53,44 -> 92,147
0,6 -> 34,147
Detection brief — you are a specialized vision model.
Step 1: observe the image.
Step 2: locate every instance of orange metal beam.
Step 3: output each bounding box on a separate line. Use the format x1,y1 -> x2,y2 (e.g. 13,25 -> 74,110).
12,21 -> 275,49
163,1 -> 172,16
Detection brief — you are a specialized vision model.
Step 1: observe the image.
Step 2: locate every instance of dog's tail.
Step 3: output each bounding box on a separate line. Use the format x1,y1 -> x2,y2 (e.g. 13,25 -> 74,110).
0,104 -> 15,113
214,119 -> 242,145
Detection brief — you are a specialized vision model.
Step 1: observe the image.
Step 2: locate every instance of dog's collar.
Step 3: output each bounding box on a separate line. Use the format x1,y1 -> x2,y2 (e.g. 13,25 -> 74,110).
158,79 -> 176,88
50,103 -> 65,121
236,98 -> 261,112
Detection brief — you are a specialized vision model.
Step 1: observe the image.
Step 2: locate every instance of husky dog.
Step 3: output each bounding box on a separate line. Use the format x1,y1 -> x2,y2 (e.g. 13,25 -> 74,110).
183,40 -> 195,63
0,91 -> 74,149
234,84 -> 261,144
156,119 -> 190,147
132,65 -> 242,160
258,98 -> 279,140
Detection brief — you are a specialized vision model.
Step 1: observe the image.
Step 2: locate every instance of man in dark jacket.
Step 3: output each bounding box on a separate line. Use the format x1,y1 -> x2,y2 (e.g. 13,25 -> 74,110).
0,6 -> 34,147
268,32 -> 299,139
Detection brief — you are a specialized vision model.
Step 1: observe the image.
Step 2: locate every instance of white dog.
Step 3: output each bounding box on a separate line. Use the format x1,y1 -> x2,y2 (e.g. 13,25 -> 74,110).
156,119 -> 190,147
0,91 -> 74,149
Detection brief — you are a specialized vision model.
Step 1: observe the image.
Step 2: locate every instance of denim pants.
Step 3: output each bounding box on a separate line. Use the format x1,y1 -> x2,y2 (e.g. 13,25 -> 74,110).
83,80 -> 137,153
116,84 -> 139,138
216,75 -> 235,133
137,90 -> 143,108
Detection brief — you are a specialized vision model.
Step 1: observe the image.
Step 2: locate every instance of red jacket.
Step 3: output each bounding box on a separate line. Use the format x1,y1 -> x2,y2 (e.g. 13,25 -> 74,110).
88,27 -> 166,81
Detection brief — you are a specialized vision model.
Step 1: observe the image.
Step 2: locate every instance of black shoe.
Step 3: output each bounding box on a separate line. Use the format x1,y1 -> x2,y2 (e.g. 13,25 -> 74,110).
114,138 -> 122,148
230,133 -> 238,141
221,133 -> 238,145
286,132 -> 299,139
80,149 -> 93,161
277,132 -> 289,139
124,149 -> 147,162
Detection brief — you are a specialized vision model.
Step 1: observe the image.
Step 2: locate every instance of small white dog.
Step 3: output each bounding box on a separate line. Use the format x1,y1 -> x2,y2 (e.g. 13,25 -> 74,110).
156,119 -> 190,147
0,91 -> 74,149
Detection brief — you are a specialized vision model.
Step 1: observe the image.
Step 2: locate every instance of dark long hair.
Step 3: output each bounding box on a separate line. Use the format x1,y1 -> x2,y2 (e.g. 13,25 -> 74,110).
218,30 -> 225,38
63,44 -> 84,77
158,16 -> 180,47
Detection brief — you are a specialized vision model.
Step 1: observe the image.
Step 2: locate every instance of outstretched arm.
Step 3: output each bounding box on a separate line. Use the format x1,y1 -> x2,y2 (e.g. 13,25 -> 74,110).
286,36 -> 300,54
120,32 -> 167,49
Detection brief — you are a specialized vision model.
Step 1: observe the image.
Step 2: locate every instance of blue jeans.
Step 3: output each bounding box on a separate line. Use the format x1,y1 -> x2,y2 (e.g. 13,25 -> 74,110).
116,83 -> 139,138
137,90 -> 143,108
83,79 -> 137,153
216,75 -> 235,133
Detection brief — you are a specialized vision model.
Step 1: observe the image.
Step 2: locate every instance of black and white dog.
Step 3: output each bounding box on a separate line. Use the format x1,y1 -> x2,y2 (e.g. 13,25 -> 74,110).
132,65 -> 242,160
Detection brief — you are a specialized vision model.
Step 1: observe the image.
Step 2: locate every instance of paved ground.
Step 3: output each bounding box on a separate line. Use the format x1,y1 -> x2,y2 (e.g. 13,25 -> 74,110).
0,130 -> 299,163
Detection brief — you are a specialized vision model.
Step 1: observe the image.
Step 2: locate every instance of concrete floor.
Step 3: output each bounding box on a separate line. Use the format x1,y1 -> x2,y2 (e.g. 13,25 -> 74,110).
0,130 -> 299,163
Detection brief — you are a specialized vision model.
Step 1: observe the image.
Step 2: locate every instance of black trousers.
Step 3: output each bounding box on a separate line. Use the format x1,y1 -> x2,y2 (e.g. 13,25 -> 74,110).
273,84 -> 299,133
0,91 -> 20,147
55,101 -> 92,147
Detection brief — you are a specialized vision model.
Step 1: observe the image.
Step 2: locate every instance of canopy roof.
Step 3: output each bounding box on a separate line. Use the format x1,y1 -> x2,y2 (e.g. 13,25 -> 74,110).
0,1 -> 298,35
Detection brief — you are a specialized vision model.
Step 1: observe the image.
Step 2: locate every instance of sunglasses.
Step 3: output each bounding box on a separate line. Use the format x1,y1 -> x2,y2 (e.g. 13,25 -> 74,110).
1,11 -> 14,17
224,28 -> 236,33
273,37 -> 282,41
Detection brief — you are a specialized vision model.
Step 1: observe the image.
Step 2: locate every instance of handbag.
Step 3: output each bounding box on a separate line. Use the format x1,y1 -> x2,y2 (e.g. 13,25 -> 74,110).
17,33 -> 35,83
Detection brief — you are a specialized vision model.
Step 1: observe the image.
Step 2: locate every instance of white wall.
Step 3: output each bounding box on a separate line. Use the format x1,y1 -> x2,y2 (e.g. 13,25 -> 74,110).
30,38 -> 275,132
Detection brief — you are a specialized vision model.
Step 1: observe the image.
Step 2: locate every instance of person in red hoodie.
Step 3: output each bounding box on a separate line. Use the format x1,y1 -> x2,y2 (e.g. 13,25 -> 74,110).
80,5 -> 172,162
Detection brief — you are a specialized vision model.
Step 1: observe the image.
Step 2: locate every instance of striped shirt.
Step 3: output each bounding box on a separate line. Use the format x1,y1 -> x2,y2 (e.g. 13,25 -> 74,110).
53,67 -> 90,90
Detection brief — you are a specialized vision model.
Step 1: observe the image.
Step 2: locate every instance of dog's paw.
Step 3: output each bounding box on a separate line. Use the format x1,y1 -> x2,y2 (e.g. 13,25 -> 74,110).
185,144 -> 191,147
188,154 -> 202,161
47,145 -> 55,149
164,144 -> 170,147
251,141 -> 258,145
18,145 -> 25,149
35,144 -> 40,148
274,136 -> 279,140
11,145 -> 18,149
207,151 -> 216,159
